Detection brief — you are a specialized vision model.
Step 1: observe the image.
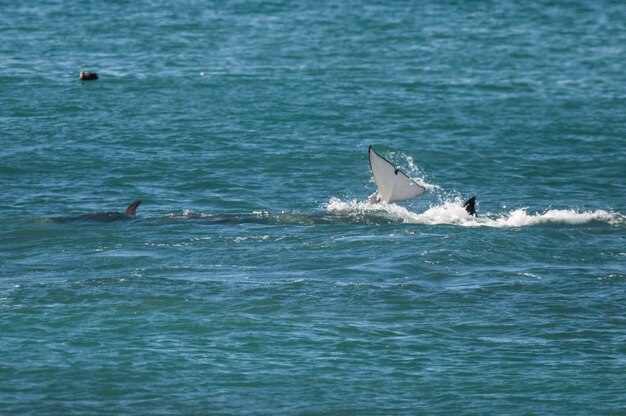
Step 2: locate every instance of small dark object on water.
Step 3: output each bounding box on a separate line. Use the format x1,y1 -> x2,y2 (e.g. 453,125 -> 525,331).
79,71 -> 98,81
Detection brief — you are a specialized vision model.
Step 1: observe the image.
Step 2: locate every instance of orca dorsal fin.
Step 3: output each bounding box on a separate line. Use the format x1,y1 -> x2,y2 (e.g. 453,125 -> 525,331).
124,200 -> 142,216
463,197 -> 476,216
368,146 -> 425,203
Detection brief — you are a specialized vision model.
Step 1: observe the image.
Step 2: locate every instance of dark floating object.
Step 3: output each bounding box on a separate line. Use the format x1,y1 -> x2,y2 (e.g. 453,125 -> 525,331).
79,71 -> 99,81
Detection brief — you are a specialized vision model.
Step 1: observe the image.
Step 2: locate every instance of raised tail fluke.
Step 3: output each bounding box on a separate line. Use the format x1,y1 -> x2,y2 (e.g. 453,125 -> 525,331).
124,200 -> 142,216
368,146 -> 425,203
463,197 -> 476,216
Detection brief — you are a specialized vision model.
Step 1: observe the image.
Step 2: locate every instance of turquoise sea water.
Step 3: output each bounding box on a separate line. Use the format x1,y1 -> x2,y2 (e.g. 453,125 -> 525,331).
1,1 -> 626,414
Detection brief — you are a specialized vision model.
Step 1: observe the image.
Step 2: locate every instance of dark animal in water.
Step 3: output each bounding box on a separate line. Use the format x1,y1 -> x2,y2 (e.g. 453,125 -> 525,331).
79,71 -> 99,81
54,200 -> 141,223
463,197 -> 476,216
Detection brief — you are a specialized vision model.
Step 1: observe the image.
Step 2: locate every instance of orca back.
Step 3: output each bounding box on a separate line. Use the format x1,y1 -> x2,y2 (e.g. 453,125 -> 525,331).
124,200 -> 142,216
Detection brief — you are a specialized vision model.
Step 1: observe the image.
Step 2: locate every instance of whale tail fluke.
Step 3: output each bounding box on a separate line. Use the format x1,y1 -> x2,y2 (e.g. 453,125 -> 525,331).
368,146 -> 425,203
463,197 -> 476,216
124,200 -> 142,216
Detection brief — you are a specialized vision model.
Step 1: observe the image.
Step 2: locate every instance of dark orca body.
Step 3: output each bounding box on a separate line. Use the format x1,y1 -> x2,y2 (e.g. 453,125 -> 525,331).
72,212 -> 132,222
463,197 -> 476,216
54,200 -> 141,223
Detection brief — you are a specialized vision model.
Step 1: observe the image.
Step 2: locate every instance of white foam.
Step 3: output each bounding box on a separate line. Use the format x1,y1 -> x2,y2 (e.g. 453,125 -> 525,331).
325,197 -> 625,228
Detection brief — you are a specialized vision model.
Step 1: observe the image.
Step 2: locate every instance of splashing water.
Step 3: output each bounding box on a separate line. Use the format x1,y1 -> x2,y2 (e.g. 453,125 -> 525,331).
325,197 -> 625,228
352,150 -> 624,228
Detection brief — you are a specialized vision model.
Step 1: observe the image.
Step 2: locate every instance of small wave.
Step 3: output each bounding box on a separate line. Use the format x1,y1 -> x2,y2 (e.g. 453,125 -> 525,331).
476,208 -> 624,228
325,197 -> 624,228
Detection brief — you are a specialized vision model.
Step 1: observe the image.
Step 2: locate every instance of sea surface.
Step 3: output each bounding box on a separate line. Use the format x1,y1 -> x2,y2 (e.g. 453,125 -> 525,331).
1,1 -> 625,414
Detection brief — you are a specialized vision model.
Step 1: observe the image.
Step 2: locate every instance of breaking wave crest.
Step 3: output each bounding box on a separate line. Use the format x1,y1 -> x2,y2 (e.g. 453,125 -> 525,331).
325,197 -> 625,228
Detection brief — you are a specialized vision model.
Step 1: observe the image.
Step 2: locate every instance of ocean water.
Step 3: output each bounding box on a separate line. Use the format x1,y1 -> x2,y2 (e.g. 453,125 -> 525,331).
1,1 -> 625,414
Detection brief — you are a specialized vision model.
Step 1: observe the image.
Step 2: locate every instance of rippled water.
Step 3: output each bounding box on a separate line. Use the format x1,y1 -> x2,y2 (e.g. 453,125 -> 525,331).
1,1 -> 625,414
